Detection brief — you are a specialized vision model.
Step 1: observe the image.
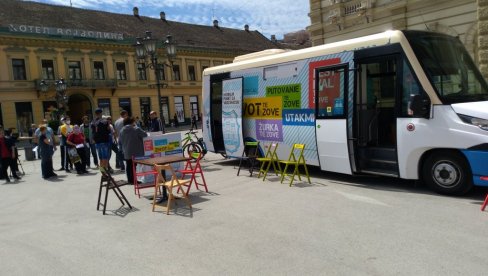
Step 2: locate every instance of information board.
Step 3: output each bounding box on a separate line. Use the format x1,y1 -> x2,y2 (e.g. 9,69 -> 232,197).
139,132 -> 183,182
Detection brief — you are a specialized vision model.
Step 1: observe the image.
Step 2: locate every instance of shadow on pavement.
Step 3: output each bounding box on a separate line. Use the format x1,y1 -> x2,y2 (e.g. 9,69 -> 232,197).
199,167 -> 222,172
208,156 -> 488,199
104,206 -> 140,218
152,203 -> 194,217
41,175 -> 68,182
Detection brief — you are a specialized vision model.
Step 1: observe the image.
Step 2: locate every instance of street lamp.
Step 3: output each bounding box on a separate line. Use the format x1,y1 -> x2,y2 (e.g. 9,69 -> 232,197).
39,77 -> 69,118
134,31 -> 176,129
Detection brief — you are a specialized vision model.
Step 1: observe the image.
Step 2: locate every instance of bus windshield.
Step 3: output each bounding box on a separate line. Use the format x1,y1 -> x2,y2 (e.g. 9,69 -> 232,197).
404,31 -> 488,104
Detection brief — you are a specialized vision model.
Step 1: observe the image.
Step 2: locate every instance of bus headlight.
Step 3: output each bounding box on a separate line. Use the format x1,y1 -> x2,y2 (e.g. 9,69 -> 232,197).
458,114 -> 488,131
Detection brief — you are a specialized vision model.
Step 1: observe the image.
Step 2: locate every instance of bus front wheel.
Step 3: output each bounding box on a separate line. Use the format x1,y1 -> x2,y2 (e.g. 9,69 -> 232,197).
422,151 -> 473,195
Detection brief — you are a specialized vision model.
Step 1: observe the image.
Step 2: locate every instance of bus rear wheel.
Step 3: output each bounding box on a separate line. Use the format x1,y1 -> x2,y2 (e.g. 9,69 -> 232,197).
422,151 -> 472,195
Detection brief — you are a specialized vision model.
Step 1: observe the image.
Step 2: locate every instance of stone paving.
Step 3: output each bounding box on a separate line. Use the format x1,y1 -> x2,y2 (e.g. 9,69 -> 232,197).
1,131 -> 488,275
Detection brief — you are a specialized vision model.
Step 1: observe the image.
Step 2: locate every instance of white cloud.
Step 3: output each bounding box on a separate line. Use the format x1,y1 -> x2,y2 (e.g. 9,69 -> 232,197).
32,0 -> 310,38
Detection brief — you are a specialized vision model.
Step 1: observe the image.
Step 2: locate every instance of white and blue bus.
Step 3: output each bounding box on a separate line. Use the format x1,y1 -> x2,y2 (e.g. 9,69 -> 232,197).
202,30 -> 488,195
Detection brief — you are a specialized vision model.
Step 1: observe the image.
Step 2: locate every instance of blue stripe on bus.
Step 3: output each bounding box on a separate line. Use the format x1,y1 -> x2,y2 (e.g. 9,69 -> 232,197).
462,150 -> 488,186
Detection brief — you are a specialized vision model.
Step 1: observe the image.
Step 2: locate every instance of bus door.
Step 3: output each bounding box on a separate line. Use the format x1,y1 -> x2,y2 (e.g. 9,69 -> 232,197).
315,64 -> 352,174
353,46 -> 401,177
210,73 -> 230,155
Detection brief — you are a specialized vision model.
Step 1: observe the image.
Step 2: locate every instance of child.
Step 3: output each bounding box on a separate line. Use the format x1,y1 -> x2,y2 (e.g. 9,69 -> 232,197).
39,125 -> 57,179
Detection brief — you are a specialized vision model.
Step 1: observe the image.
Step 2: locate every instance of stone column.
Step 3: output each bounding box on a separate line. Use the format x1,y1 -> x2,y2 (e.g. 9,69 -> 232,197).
308,0 -> 326,46
478,0 -> 488,79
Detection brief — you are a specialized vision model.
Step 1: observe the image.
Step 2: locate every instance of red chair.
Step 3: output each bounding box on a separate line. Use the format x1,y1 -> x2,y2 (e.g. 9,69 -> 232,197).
177,152 -> 208,195
482,194 -> 488,212
132,156 -> 159,198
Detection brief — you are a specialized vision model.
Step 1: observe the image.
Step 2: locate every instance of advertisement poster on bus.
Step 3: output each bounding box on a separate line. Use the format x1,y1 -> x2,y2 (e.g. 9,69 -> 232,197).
230,57 -> 347,166
222,77 -> 244,158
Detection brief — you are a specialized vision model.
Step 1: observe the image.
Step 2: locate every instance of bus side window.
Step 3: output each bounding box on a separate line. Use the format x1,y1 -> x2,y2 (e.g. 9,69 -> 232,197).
402,60 -> 428,117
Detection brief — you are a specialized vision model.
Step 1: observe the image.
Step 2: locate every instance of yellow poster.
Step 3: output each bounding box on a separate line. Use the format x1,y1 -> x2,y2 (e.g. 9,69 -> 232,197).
243,97 -> 282,119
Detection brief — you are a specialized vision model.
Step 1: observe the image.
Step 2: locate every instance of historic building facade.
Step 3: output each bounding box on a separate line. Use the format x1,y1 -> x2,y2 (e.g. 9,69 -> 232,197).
0,0 -> 277,134
308,0 -> 488,77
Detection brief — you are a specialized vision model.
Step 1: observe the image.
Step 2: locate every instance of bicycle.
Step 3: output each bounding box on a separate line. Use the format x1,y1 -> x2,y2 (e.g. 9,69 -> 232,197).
181,130 -> 207,159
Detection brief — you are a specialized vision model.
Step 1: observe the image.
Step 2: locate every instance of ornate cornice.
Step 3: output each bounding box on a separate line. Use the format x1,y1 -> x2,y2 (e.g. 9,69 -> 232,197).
89,50 -> 107,57
111,51 -> 128,58
34,47 -> 57,54
4,45 -> 29,53
0,33 -> 256,59
63,48 -> 84,56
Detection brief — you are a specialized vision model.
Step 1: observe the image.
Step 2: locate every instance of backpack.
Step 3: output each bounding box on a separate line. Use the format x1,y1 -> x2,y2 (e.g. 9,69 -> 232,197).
92,119 -> 110,143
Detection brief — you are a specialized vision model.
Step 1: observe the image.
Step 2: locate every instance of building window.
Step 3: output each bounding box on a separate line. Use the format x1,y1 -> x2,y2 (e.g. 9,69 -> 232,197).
68,61 -> 82,80
119,98 -> 131,116
137,62 -> 147,80
161,97 -> 169,126
97,98 -> 111,116
188,65 -> 196,81
190,96 -> 199,120
158,67 -> 165,81
173,64 -> 181,81
41,60 -> 55,80
93,61 -> 105,80
174,96 -> 184,123
12,59 -> 27,80
15,102 -> 33,135
116,62 -> 127,80
139,97 -> 151,127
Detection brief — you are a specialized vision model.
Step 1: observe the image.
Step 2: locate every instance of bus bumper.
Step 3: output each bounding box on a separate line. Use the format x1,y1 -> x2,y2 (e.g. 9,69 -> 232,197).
462,150 -> 488,187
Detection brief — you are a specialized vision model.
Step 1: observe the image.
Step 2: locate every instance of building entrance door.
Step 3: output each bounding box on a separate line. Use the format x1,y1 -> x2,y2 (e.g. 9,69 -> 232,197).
67,94 -> 93,124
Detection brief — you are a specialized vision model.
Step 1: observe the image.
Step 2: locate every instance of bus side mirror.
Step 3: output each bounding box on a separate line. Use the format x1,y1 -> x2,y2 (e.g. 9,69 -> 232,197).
409,94 -> 431,118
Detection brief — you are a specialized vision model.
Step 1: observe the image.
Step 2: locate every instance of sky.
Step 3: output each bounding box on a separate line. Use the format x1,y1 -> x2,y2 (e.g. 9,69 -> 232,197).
29,0 -> 311,39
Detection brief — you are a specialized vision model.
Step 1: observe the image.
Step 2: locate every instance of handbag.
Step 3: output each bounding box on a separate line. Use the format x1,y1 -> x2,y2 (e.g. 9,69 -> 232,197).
67,147 -> 81,163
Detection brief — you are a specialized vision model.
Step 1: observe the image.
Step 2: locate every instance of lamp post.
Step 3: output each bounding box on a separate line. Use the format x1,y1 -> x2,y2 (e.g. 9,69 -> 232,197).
134,31 -> 176,130
39,77 -> 69,119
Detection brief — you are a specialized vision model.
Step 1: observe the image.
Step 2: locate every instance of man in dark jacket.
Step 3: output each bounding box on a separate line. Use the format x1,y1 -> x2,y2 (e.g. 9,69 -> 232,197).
148,111 -> 165,133
91,108 -> 112,170
119,116 -> 147,184
121,117 -> 168,202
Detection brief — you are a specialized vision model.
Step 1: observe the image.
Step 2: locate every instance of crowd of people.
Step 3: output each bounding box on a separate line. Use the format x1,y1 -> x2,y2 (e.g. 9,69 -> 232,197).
2,109 -> 200,190
36,108 -> 163,181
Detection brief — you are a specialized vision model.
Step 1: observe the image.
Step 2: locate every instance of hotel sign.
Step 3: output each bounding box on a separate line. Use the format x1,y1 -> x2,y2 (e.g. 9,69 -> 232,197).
8,24 -> 124,40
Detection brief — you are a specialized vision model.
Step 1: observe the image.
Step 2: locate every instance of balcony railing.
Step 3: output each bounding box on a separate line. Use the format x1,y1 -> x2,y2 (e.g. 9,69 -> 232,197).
344,0 -> 369,16
34,79 -> 117,90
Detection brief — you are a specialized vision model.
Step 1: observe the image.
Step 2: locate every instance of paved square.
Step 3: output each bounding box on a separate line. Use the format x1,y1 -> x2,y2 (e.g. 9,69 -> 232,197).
1,139 -> 487,275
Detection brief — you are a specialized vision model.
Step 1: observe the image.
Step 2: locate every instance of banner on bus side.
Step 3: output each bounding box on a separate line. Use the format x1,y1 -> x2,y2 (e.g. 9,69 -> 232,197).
222,77 -> 244,158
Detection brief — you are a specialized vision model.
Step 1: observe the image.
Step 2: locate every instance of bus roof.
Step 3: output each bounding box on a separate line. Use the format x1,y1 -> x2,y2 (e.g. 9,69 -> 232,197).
203,30 -> 405,76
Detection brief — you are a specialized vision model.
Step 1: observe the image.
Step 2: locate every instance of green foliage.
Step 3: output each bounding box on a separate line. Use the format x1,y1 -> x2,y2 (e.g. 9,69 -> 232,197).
46,107 -> 63,132
48,120 -> 60,132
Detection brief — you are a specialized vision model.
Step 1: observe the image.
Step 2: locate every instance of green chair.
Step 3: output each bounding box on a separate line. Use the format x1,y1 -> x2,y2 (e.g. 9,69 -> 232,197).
279,143 -> 311,186
237,141 -> 260,176
257,142 -> 281,181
